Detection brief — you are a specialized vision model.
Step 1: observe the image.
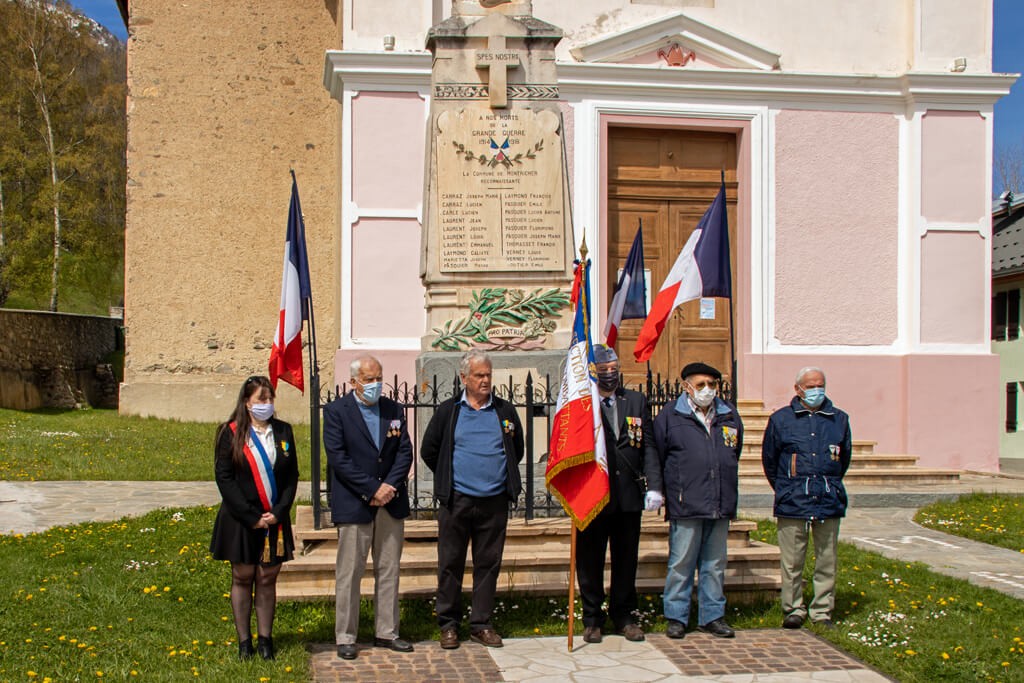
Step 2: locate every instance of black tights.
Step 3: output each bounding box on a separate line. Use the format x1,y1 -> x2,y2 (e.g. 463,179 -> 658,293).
230,562 -> 282,642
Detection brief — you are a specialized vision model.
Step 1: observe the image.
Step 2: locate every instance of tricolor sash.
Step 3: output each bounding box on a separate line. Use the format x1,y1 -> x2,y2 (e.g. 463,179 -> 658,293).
229,422 -> 283,561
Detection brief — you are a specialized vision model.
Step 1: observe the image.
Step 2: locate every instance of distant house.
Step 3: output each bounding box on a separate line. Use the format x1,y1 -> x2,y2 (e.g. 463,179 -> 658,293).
992,192 -> 1024,468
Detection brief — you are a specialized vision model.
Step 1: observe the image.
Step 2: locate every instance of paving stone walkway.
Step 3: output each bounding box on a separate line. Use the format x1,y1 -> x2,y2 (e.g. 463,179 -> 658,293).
309,631 -> 892,682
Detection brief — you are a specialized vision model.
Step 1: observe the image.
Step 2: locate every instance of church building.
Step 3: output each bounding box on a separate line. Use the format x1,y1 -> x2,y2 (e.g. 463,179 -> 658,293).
119,0 -> 1016,471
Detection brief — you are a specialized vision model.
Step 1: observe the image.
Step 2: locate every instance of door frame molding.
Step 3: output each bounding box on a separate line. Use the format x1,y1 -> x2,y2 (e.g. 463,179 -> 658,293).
571,101 -> 770,376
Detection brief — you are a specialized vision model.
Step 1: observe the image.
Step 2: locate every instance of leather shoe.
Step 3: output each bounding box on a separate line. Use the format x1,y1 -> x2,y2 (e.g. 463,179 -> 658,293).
256,635 -> 274,660
783,614 -> 805,629
616,623 -> 645,642
698,618 -> 735,638
583,626 -> 602,643
336,643 -> 357,660
374,637 -> 414,652
812,618 -> 836,630
439,627 -> 460,650
470,628 -> 503,648
238,638 -> 255,661
666,620 -> 686,639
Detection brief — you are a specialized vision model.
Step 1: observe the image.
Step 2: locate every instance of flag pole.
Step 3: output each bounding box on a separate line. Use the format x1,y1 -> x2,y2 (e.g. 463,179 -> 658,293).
566,237 -> 589,653
290,169 -> 324,530
721,169 -> 737,405
567,524 -> 577,652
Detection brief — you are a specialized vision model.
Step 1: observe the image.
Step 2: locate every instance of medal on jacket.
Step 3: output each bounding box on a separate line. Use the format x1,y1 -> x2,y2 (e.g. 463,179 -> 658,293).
387,419 -> 402,438
502,419 -> 514,434
829,444 -> 841,461
722,426 -> 738,448
626,416 -> 642,446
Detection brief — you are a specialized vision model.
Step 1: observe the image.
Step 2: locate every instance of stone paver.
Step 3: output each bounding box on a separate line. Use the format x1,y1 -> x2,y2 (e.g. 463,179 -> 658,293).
0,480 -> 221,534
743,505 -> 1024,600
309,633 -> 891,682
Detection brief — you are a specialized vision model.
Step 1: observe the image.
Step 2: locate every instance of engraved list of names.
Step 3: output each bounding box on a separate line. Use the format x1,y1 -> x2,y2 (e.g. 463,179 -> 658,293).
435,107 -> 566,273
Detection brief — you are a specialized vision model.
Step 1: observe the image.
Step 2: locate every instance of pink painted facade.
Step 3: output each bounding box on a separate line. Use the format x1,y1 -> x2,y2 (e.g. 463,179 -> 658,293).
324,3 -> 1016,471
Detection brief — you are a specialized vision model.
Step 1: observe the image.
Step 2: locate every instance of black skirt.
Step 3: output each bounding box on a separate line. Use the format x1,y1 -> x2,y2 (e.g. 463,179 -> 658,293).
209,505 -> 295,565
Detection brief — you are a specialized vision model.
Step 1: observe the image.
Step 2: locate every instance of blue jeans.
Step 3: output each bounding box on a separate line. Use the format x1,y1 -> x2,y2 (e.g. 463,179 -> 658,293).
664,518 -> 729,626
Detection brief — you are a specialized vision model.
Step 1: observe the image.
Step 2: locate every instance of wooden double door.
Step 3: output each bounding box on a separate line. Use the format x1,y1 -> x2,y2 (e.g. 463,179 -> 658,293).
607,126 -> 738,387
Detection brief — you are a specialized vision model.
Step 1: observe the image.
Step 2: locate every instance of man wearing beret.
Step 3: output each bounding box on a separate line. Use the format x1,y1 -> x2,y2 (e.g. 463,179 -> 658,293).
652,362 -> 743,639
577,345 -> 663,644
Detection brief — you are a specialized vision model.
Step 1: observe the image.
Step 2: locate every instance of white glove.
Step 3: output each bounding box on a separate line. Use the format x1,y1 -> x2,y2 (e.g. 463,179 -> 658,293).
644,490 -> 664,511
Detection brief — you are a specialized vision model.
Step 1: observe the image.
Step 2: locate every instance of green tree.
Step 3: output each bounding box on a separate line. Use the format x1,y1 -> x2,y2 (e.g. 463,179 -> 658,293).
0,0 -> 125,313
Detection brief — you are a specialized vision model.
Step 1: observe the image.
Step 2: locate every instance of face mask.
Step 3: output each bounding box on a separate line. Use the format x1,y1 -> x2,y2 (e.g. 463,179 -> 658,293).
249,402 -> 275,421
596,370 -> 619,392
691,386 -> 716,408
801,387 -> 825,408
360,381 -> 382,405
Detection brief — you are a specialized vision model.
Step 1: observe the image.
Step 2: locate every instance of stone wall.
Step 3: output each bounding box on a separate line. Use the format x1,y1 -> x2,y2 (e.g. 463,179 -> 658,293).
120,0 -> 341,421
0,310 -> 123,409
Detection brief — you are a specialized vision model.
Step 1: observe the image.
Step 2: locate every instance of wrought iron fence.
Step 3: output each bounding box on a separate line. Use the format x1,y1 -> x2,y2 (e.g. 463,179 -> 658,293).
309,371 -> 732,529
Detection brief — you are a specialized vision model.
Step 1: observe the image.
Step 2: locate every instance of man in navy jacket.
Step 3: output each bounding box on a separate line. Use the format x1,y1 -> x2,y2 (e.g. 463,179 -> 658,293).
324,355 -> 414,660
761,366 -> 851,630
652,362 -> 743,640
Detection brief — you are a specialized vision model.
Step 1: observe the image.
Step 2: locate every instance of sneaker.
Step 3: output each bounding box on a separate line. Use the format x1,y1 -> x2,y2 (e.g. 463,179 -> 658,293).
698,618 -> 735,638
616,623 -> 645,642
666,620 -> 686,639
782,614 -> 804,629
470,628 -> 503,648
583,626 -> 602,643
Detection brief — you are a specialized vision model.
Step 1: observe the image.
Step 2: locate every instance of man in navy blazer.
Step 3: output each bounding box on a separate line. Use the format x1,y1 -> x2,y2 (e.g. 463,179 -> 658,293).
324,355 -> 414,660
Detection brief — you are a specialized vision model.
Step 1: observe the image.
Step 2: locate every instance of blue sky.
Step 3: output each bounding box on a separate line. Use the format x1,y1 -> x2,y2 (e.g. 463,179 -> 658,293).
73,0 -> 1022,191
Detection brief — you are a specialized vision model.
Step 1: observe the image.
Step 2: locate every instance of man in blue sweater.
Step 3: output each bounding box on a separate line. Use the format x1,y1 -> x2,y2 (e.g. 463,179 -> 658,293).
421,349 -> 524,650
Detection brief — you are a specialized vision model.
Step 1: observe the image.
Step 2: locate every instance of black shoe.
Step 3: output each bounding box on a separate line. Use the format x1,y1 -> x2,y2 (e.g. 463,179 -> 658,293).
256,635 -> 274,660
783,614 -> 805,629
698,618 -> 735,638
812,618 -> 836,630
336,643 -> 357,660
238,638 -> 255,661
666,620 -> 686,639
374,637 -> 414,652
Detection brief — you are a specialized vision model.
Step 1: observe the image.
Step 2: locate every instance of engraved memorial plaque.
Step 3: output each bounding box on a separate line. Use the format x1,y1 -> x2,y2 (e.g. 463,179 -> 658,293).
436,107 -> 565,273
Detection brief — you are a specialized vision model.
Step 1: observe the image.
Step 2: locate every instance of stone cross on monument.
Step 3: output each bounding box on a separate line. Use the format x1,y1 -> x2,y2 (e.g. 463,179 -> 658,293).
416,0 -> 574,385
476,34 -> 520,108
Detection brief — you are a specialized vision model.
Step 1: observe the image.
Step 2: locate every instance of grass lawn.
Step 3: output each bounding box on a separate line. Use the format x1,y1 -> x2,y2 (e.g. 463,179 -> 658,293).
915,493 -> 1024,554
0,408 -> 313,481
1,509 -> 1022,683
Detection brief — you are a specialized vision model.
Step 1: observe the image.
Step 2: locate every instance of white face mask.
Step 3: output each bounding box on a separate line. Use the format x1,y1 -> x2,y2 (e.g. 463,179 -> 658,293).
249,402 -> 275,421
692,386 -> 716,408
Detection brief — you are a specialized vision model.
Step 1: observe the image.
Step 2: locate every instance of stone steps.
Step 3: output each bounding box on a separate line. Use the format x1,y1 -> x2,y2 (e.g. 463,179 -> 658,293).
277,509 -> 781,603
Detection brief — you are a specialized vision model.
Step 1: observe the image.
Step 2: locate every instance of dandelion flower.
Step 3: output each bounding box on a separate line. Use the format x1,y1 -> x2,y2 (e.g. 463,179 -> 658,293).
941,652 -> 950,660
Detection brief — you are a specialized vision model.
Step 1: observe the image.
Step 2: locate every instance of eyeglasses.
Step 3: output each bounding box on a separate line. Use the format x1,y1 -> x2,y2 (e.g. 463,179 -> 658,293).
688,380 -> 719,391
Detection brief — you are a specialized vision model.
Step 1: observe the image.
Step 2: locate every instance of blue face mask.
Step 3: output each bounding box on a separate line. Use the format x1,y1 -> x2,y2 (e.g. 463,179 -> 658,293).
801,387 -> 825,408
360,381 -> 382,405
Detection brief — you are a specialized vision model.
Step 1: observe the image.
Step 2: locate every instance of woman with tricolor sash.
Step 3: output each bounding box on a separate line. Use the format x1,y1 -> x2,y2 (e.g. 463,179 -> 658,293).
210,375 -> 299,661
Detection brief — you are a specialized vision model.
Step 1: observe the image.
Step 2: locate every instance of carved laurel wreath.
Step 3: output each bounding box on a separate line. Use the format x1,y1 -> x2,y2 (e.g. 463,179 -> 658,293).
431,287 -> 570,352
452,139 -> 544,169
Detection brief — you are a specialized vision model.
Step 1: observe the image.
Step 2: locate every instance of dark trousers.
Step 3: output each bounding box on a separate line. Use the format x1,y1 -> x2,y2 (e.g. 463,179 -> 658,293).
435,492 -> 509,632
575,507 -> 642,629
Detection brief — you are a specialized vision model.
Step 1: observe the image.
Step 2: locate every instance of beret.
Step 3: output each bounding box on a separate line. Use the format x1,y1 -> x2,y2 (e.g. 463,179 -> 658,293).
592,344 -> 618,364
681,361 -> 721,381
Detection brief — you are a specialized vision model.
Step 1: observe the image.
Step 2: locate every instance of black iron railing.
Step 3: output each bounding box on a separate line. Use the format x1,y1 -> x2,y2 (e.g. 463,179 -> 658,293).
310,371 -> 732,529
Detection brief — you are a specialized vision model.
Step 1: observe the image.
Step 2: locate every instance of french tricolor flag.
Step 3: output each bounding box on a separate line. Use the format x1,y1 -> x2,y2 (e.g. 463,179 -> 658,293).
269,172 -> 312,392
603,225 -> 647,347
633,178 -> 730,363
546,258 -> 609,530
